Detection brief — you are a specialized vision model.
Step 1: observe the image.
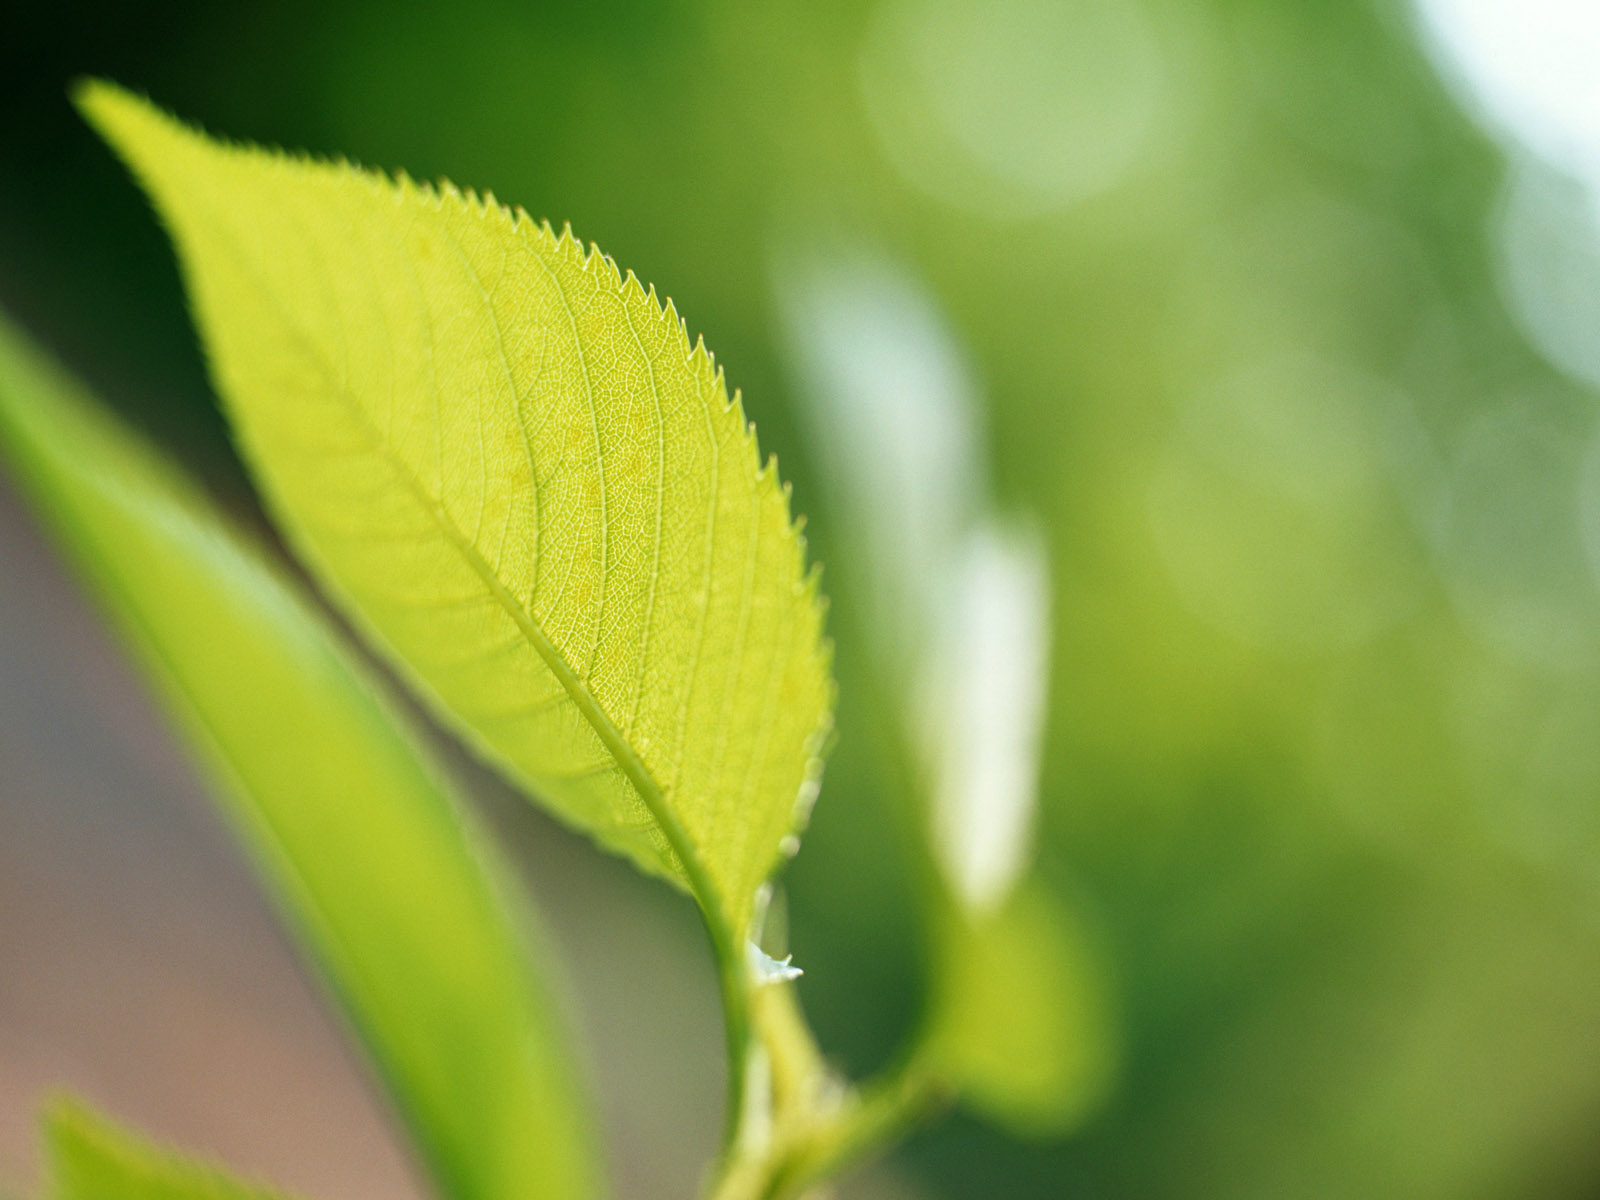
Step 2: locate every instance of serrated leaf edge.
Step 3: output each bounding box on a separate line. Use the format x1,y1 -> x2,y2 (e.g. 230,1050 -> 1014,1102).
74,78 -> 836,936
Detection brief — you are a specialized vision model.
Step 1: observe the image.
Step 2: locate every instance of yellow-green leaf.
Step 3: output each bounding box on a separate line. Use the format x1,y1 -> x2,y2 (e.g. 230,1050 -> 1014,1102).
46,1098 -> 298,1200
78,80 -> 833,945
0,315 -> 601,1200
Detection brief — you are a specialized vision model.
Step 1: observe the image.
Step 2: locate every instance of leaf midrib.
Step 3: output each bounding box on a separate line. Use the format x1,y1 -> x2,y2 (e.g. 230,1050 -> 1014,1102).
316,321 -> 708,909
200,171 -> 731,938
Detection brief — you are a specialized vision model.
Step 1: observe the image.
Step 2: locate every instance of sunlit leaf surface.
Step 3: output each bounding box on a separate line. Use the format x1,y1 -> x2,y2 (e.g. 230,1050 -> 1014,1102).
79,81 -> 833,945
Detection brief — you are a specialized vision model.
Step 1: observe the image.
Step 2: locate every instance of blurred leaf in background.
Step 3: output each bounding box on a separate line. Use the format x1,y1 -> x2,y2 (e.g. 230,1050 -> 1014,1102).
7,0 -> 1600,1197
0,313 -> 603,1200
47,1098 -> 298,1200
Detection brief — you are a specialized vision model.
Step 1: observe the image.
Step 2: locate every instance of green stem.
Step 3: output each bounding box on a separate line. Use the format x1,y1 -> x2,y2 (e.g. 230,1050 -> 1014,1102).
770,1063 -> 950,1200
711,922 -> 753,1155
705,1032 -> 952,1200
704,570 -> 971,1195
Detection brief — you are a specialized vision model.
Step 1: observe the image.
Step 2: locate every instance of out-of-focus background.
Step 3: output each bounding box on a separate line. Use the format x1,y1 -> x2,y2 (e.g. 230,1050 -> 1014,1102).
6,1 -> 1600,1197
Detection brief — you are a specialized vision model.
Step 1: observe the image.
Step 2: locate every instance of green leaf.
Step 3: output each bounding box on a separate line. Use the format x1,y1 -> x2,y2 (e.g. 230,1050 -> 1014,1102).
77,80 -> 833,946
775,244 -> 1114,1135
926,879 -> 1117,1138
0,314 -> 602,1200
45,1098 -> 298,1200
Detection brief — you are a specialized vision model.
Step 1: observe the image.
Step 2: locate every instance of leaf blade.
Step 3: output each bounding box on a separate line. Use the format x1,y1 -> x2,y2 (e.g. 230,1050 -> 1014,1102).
77,81 -> 833,942
0,314 -> 603,1200
46,1098 -> 299,1200
927,880 -> 1117,1138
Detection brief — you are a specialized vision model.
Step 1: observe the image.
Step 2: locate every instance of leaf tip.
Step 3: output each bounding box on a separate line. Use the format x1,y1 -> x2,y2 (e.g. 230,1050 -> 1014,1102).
72,77 -> 186,170
68,75 -> 133,126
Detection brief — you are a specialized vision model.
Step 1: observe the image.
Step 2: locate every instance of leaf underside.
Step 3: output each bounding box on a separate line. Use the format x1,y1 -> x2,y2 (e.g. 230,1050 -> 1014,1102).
79,81 -> 834,941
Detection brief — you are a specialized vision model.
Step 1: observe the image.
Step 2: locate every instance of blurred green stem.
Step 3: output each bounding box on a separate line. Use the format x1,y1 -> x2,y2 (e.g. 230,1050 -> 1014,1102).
705,1020 -> 951,1200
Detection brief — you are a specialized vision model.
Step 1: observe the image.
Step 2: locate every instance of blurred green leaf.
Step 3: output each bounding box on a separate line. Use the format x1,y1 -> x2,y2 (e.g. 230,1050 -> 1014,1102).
773,239 -> 1114,1135
0,314 -> 602,1200
77,80 -> 835,950
927,879 -> 1116,1138
46,1098 -> 297,1200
